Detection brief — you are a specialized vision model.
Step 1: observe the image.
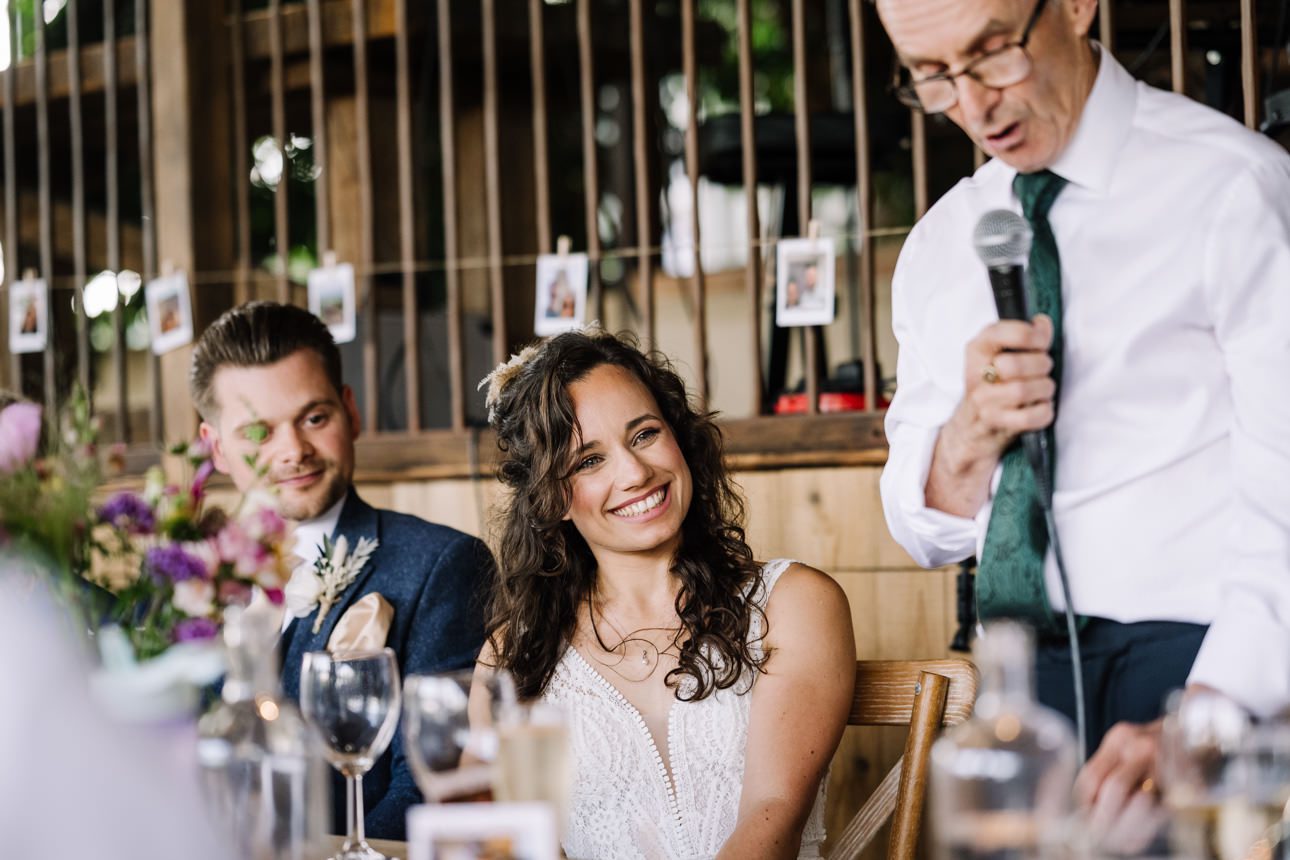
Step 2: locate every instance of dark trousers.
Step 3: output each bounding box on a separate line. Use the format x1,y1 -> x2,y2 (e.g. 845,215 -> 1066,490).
1035,618 -> 1208,758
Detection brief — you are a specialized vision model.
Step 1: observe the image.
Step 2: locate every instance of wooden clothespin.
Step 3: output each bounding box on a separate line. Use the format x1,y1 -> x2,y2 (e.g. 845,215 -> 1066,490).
160,259 -> 176,278
556,235 -> 572,259
807,219 -> 821,243
322,250 -> 338,269
22,268 -> 36,283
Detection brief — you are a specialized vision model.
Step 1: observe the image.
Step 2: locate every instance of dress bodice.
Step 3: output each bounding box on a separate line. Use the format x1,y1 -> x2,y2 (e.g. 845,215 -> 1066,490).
539,558 -> 828,860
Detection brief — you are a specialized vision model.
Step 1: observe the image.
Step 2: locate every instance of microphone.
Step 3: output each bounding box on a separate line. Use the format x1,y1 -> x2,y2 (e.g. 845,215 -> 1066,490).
971,209 -> 1052,508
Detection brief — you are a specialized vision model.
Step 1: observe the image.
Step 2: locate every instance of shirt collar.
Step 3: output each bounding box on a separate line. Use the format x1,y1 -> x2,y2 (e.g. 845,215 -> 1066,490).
290,493 -> 347,567
1001,43 -> 1137,195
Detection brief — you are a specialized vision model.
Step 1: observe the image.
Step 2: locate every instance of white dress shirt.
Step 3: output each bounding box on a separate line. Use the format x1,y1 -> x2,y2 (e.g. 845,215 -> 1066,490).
279,494 -> 345,633
880,49 -> 1290,716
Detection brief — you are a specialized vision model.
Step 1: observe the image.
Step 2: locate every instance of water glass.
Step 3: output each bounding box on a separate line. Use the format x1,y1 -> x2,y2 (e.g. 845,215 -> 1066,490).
403,667 -> 517,802
300,648 -> 402,860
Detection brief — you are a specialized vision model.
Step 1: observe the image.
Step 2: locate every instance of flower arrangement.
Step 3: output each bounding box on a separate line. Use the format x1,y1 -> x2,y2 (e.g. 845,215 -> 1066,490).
0,393 -> 293,666
90,443 -> 294,661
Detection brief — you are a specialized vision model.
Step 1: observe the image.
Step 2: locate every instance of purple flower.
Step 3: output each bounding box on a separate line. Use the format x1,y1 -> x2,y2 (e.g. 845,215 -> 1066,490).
190,459 -> 216,502
172,617 -> 219,643
145,543 -> 208,583
0,402 -> 42,474
97,492 -> 156,534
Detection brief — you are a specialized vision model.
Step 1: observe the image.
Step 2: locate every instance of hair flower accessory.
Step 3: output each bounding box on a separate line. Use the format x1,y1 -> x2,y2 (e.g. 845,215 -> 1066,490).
478,344 -> 542,424
284,534 -> 380,633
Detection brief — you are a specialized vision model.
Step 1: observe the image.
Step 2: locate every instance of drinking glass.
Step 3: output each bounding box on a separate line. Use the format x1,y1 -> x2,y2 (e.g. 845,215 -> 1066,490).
1159,690 -> 1256,860
1230,723 -> 1290,860
403,666 -> 517,802
300,648 -> 402,860
494,701 -> 572,839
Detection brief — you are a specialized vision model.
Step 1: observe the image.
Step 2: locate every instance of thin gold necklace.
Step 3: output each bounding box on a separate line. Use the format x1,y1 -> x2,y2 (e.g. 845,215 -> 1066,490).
585,590 -> 681,683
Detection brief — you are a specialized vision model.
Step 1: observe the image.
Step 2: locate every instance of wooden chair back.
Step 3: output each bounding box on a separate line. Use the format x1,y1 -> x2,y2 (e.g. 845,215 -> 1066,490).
826,659 -> 979,860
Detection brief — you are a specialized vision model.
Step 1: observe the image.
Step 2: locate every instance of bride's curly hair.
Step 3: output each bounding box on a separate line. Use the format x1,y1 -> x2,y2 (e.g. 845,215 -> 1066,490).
484,329 -> 766,701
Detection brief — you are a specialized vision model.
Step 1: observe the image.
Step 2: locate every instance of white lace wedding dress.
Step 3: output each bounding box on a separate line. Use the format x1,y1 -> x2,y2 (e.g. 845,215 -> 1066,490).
539,558 -> 828,860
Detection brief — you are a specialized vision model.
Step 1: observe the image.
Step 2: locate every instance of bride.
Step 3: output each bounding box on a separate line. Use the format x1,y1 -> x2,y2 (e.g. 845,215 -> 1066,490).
476,329 -> 855,859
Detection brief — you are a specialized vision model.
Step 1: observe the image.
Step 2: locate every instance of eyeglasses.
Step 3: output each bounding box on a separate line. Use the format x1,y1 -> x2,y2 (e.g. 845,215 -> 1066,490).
893,0 -> 1048,115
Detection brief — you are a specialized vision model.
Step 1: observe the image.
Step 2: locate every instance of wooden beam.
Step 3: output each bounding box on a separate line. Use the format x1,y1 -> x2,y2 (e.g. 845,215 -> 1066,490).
239,0 -> 395,60
345,412 -> 888,482
151,0 -> 236,446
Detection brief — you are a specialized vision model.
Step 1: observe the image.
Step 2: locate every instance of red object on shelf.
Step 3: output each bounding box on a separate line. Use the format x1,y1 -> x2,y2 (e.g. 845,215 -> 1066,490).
773,392 -> 889,414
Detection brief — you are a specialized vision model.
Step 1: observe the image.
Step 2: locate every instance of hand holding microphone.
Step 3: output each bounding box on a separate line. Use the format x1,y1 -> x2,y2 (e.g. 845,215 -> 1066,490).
940,210 -> 1057,475
970,208 -> 1058,505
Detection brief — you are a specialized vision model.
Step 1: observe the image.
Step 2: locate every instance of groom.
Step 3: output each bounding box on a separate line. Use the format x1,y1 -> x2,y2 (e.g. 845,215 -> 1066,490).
190,301 -> 490,841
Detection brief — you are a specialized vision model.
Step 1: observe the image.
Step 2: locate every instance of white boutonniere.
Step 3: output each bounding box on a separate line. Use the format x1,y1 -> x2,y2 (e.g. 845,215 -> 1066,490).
284,534 -> 380,634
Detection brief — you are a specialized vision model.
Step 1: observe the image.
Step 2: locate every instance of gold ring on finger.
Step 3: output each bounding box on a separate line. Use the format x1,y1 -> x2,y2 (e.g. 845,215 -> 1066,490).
981,364 -> 1001,385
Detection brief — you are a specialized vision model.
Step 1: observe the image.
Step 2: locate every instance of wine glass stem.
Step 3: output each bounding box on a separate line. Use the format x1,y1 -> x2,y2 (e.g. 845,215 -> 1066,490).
344,773 -> 367,849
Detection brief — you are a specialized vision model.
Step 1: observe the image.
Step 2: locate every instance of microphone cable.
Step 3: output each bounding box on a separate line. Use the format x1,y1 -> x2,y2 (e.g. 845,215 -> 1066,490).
1023,435 -> 1087,764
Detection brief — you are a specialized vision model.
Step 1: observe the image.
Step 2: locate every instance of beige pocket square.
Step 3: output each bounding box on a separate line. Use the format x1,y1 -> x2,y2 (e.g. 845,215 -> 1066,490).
327,593 -> 394,653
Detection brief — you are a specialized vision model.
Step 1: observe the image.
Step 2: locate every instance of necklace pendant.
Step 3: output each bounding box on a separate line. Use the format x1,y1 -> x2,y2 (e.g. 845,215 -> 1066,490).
641,649 -> 649,666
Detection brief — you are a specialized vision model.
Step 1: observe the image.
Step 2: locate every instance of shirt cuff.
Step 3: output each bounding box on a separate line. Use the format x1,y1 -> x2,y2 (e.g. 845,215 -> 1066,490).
1188,590 -> 1290,718
881,423 -> 981,569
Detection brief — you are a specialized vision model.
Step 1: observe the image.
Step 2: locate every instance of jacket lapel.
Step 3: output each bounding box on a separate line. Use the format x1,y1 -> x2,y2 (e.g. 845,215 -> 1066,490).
281,488 -> 383,698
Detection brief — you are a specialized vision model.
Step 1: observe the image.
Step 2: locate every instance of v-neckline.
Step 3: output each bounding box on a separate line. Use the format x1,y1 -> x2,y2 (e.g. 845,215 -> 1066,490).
565,645 -> 681,786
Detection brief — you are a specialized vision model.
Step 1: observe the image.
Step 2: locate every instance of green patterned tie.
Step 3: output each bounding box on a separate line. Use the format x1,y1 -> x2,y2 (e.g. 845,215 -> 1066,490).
976,169 -> 1069,633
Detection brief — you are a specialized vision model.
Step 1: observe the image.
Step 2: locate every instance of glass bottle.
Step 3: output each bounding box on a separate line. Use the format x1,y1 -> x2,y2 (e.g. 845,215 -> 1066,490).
930,620 -> 1079,860
197,605 -> 330,860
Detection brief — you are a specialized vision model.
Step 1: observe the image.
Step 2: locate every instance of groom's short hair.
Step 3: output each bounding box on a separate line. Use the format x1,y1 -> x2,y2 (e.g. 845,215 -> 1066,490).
190,301 -> 344,421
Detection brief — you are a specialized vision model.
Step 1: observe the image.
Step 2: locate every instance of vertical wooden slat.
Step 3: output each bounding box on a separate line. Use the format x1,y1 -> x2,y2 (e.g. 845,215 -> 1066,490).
1240,0 -> 1258,129
438,0 -> 464,430
269,0 -> 289,302
68,0 -> 90,399
395,0 -> 420,431
482,0 -> 506,366
736,0 -> 762,414
848,0 -> 878,413
3,0 -> 17,390
1098,0 -> 1114,54
629,0 -> 655,348
36,1 -> 55,413
681,0 -> 709,403
231,0 -> 251,306
576,0 -> 603,321
105,0 -> 127,441
528,0 -> 551,255
1169,0 -> 1187,95
307,0 -> 330,257
911,110 -> 929,219
791,0 -> 819,414
352,0 -> 377,431
136,0 -> 160,443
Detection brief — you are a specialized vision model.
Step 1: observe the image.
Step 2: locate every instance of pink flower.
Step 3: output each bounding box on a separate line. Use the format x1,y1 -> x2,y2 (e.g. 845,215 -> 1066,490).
244,507 -> 287,544
216,521 -> 270,578
0,402 -> 42,473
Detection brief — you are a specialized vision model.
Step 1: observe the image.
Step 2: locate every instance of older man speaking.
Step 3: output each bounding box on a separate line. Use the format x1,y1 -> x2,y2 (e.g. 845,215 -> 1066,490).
874,0 -> 1290,831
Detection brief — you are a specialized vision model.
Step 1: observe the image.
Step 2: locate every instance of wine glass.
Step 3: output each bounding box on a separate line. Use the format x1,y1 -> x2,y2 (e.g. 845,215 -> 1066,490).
300,648 -> 402,860
403,666 -> 516,802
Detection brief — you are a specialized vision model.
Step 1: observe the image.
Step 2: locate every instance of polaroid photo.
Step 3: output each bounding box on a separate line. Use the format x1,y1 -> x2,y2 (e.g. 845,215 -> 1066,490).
145,271 -> 195,355
308,261 -> 357,344
9,276 -> 48,354
533,253 -> 589,337
775,237 -> 836,328
407,802 -> 559,860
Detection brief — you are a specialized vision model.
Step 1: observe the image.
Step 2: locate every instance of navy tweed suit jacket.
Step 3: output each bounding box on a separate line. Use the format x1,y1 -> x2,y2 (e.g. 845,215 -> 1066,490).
279,488 -> 490,841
